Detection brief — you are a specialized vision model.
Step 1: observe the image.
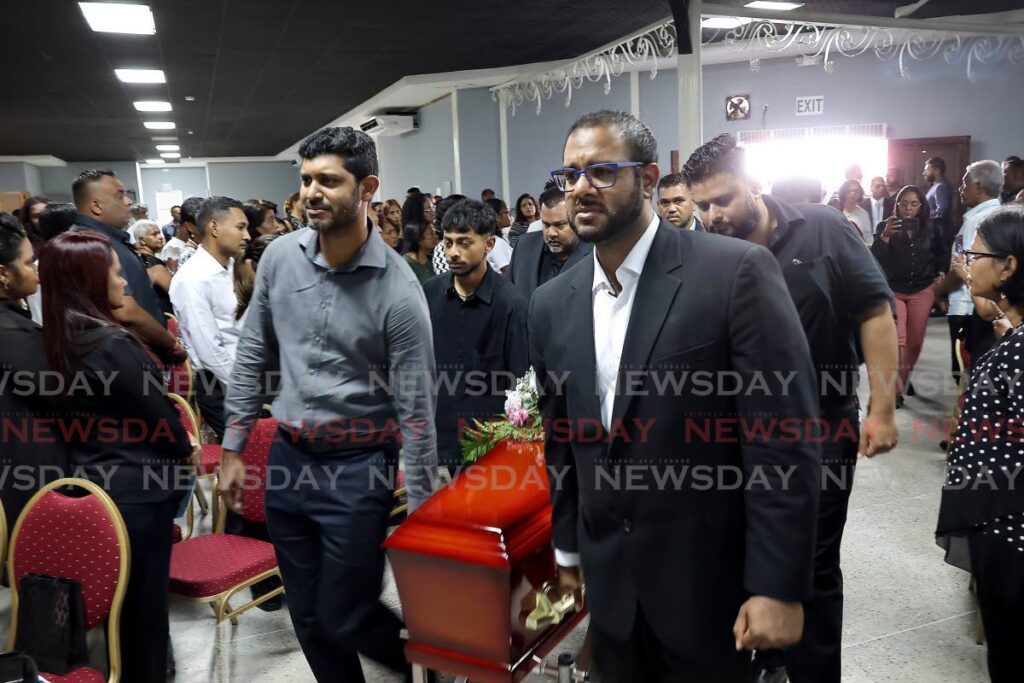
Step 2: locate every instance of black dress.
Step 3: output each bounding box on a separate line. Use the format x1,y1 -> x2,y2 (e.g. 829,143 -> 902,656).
937,326 -> 1024,682
0,299 -> 70,531
140,252 -> 174,319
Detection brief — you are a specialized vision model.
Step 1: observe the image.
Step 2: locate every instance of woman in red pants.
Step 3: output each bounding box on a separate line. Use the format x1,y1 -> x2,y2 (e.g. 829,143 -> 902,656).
871,185 -> 946,406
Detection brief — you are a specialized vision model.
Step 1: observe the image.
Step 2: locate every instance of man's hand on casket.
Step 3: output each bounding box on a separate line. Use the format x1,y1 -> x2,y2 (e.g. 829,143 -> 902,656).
732,596 -> 803,651
556,565 -> 584,610
218,450 -> 246,513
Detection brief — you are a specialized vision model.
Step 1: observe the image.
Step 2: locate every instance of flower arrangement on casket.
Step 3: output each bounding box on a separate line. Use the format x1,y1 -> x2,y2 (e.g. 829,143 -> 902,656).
460,368 -> 544,463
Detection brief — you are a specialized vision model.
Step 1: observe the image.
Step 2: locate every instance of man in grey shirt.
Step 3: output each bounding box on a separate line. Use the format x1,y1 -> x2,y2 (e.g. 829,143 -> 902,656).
220,126 -> 437,682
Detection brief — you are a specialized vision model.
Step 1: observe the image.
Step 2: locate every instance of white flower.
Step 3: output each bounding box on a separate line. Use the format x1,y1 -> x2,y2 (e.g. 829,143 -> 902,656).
504,390 -> 523,417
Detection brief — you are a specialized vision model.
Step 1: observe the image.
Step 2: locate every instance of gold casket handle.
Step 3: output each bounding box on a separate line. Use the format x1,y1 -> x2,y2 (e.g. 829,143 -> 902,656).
525,581 -> 579,631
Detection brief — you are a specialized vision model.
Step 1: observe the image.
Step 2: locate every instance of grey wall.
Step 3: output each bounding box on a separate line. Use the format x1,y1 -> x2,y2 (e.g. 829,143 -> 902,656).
456,88 -> 501,200
0,163 -> 31,192
377,95 -> 455,200
140,166 -> 209,225
206,161 -> 299,208
507,75 -> 631,200
23,164 -> 41,195
39,161 -> 140,203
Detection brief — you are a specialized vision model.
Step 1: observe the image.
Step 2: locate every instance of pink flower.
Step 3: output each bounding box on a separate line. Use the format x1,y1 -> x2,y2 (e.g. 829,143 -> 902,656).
510,407 -> 529,428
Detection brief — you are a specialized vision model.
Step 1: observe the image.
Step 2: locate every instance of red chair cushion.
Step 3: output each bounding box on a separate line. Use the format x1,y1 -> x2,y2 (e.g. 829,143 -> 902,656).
168,363 -> 191,396
41,666 -> 105,683
12,491 -> 123,630
198,443 -> 222,476
396,469 -> 405,490
238,419 -> 278,523
169,535 -> 277,598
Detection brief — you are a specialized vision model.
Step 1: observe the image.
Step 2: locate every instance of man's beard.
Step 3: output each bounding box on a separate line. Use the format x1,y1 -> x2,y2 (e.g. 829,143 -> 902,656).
574,178 -> 645,244
713,194 -> 760,241
546,241 -> 565,254
306,188 -> 360,232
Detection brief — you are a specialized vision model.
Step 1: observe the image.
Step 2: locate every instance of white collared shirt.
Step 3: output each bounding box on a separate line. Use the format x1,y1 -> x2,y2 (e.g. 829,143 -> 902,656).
949,197 -> 1002,316
870,197 -> 887,228
555,213 -> 660,568
159,236 -> 197,266
168,245 -> 241,385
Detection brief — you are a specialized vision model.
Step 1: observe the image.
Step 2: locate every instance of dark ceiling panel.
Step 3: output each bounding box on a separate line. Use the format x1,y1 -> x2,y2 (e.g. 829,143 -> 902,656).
0,0 -> 1018,160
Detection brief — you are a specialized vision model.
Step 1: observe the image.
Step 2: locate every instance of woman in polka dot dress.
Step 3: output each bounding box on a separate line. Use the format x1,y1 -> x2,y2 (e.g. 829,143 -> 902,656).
936,206 -> 1024,683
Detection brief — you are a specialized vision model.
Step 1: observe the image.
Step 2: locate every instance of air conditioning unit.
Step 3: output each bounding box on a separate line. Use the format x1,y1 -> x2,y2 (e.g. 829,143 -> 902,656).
360,114 -> 417,137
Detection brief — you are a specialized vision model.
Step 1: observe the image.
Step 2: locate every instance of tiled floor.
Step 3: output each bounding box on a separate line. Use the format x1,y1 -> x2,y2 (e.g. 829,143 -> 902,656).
0,318 -> 992,681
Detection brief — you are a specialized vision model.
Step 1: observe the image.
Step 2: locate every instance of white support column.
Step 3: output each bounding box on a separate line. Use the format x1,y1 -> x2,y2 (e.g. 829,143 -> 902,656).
499,96 -> 510,202
450,88 -> 463,194
677,0 -> 703,162
630,71 -> 640,117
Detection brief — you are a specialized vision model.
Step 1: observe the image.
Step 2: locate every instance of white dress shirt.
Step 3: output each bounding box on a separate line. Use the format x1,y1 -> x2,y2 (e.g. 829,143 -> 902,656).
870,197 -> 887,228
948,197 -> 1001,316
159,236 -> 197,266
844,205 -> 873,246
168,245 -> 242,385
555,213 -> 660,568
486,235 -> 514,272
527,219 -> 543,233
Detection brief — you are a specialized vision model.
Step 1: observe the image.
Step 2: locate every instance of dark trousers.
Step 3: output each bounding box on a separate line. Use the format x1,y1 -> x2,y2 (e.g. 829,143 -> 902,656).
116,499 -> 178,682
948,314 -> 969,383
969,527 -> 1024,683
782,405 -> 859,683
591,606 -> 750,683
195,370 -> 226,440
264,438 -> 407,682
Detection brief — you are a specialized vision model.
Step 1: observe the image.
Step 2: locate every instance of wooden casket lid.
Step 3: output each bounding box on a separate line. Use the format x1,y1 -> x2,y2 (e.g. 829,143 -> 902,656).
384,440 -> 552,569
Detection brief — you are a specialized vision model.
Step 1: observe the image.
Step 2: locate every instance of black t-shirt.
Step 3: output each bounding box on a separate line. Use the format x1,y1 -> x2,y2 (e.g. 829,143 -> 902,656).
764,195 -> 894,406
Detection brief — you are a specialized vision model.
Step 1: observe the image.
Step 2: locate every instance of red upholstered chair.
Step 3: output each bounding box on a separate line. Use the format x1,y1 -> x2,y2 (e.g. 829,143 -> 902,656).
169,417 -> 283,624
168,393 -> 221,521
6,479 -> 130,683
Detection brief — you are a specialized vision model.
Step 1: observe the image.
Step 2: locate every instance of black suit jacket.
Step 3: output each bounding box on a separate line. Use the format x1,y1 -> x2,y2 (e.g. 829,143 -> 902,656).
508,231 -> 592,303
528,220 -> 821,665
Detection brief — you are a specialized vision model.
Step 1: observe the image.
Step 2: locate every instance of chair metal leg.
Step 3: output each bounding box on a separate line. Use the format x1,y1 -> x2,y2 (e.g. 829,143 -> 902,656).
194,485 -> 209,516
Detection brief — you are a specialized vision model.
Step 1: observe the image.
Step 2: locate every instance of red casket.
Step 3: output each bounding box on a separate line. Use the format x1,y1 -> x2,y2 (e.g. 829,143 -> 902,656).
384,440 -> 587,682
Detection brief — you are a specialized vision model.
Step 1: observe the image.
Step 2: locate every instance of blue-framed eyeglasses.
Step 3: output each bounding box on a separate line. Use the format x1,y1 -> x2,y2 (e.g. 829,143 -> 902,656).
550,162 -> 645,191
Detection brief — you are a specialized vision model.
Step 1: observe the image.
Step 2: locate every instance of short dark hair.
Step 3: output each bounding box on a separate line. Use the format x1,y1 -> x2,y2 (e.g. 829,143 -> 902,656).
682,133 -> 746,186
298,127 -> 378,182
0,212 -> 27,269
435,194 -> 467,229
241,201 -> 266,241
926,157 -> 947,175
180,196 -> 205,225
441,199 -> 497,237
71,169 -> 117,206
370,201 -> 383,210
171,204 -> 181,211
657,173 -> 686,193
480,188 -> 496,197
1005,156 -> 1024,174
38,202 -> 77,241
484,198 -> 507,216
197,196 -> 244,239
407,186 -> 421,194
538,181 -> 565,209
566,110 -> 657,165
978,206 -> 1024,304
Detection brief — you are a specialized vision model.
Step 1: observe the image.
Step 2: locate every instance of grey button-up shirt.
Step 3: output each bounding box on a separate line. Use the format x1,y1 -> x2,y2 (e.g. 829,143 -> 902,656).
223,225 -> 437,509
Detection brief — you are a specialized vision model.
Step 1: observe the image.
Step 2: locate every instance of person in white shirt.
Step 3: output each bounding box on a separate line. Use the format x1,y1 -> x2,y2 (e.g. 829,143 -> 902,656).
838,179 -> 873,245
159,196 -> 203,272
169,196 -> 250,439
866,176 -> 895,232
943,160 -> 1004,379
484,198 -> 515,274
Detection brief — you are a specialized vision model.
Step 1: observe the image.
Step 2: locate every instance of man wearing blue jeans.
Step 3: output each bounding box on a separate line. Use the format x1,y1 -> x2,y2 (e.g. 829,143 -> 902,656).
220,126 -> 437,682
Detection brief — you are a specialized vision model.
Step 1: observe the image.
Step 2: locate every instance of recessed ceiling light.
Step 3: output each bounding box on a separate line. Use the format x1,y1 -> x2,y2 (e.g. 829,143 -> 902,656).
145,159 -> 165,165
79,2 -> 155,35
744,1 -> 804,10
144,121 -> 175,130
155,144 -> 179,151
702,17 -> 754,29
115,68 -> 165,84
188,130 -> 195,135
184,96 -> 196,102
133,101 -> 172,112
160,152 -> 181,159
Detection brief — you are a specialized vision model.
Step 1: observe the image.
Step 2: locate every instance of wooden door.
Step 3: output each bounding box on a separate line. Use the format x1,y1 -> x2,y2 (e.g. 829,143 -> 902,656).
0,191 -> 29,214
888,136 -> 971,233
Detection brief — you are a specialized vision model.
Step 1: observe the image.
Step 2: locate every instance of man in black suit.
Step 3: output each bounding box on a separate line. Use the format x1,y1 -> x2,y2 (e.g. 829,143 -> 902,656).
508,182 -> 591,302
686,134 -> 899,683
530,110 -> 821,682
865,176 -> 895,232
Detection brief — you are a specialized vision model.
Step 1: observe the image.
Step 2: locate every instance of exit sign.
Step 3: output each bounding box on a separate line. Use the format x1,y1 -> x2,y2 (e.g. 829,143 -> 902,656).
796,95 -> 824,116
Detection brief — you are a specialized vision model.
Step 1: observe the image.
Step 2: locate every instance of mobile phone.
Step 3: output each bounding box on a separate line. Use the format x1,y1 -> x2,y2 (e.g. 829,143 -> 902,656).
954,235 -> 965,257
899,218 -> 919,233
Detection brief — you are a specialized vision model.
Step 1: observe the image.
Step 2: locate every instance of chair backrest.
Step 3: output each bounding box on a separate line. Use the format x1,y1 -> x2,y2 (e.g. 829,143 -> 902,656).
168,392 -> 199,440
167,357 -> 193,399
238,418 -> 278,523
6,478 -> 129,677
165,313 -> 179,339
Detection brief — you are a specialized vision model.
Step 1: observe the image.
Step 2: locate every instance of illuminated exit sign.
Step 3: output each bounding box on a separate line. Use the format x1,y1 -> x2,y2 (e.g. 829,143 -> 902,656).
796,95 -> 824,116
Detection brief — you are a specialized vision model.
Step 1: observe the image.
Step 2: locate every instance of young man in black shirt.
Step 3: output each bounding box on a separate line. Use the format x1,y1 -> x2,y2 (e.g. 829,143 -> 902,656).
684,133 -> 900,683
423,199 -> 530,473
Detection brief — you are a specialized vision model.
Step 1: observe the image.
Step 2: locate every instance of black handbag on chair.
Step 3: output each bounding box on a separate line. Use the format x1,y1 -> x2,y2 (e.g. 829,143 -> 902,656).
14,574 -> 89,675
